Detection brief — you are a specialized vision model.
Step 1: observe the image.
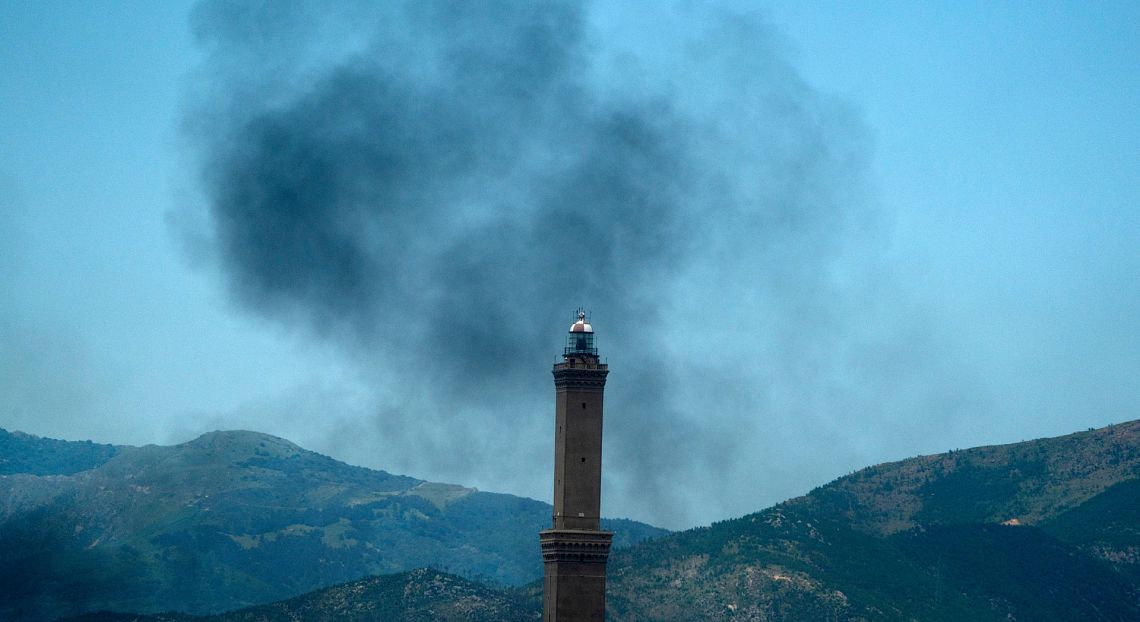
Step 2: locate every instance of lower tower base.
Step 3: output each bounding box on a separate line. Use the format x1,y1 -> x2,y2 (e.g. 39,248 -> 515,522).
540,529 -> 613,622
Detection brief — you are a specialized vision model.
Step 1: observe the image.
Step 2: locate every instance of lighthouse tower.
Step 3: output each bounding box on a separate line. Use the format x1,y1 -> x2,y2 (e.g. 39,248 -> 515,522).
540,310 -> 612,621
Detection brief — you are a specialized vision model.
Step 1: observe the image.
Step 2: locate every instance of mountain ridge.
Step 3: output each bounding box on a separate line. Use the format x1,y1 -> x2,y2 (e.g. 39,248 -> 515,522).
8,420 -> 1140,621
0,428 -> 121,476
799,420 -> 1140,536
603,420 -> 1140,620
0,428 -> 665,621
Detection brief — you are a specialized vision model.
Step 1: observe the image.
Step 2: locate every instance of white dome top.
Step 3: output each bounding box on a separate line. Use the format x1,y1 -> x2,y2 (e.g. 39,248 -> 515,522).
569,310 -> 593,333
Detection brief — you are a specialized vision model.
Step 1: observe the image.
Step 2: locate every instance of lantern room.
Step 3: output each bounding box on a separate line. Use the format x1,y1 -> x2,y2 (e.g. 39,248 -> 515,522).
564,310 -> 598,357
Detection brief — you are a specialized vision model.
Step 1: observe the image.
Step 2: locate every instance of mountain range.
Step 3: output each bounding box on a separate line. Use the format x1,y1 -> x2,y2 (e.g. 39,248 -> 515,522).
0,429 -> 663,621
604,420 -> 1140,620
4,420 -> 1140,621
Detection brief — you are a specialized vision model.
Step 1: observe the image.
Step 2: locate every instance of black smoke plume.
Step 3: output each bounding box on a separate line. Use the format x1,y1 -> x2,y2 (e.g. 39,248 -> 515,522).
184,1 -> 901,528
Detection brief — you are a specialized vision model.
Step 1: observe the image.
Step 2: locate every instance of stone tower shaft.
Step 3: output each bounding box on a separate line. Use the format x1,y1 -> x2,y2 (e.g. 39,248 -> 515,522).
551,361 -> 607,530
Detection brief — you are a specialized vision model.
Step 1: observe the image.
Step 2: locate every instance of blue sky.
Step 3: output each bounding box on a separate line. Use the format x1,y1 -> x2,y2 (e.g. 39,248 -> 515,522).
1,1 -> 1137,529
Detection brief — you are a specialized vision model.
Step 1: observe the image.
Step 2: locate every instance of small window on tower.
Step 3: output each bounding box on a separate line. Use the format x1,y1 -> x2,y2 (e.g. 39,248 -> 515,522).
581,457 -> 586,462
581,402 -> 587,409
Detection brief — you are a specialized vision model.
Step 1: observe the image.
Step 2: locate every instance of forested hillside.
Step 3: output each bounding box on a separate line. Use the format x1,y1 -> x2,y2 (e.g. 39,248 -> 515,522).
605,421 -> 1140,620
19,421 -> 1140,621
0,430 -> 663,621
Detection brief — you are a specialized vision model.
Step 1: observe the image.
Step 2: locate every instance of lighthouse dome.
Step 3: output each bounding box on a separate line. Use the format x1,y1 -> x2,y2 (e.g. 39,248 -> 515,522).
569,311 -> 593,333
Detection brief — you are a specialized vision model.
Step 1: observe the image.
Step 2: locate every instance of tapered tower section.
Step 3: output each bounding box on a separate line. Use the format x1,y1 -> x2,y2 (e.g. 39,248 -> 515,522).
540,310 -> 612,622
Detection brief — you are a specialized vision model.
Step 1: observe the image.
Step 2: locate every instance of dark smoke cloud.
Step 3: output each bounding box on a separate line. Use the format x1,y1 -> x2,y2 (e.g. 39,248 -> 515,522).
183,1 -> 907,528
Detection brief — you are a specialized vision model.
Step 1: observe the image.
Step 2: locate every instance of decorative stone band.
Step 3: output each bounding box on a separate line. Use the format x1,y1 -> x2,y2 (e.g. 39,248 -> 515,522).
552,368 -> 609,390
539,529 -> 614,563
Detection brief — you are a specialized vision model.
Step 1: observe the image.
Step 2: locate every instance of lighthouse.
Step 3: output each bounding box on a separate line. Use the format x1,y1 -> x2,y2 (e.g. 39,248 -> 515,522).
540,310 -> 612,621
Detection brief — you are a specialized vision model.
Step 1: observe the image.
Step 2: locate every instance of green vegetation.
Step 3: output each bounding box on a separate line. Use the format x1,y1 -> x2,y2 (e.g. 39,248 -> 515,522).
12,421 -> 1140,621
603,421 -> 1140,621
58,569 -> 540,622
0,429 -> 119,475
0,429 -> 663,622
1042,477 -> 1140,583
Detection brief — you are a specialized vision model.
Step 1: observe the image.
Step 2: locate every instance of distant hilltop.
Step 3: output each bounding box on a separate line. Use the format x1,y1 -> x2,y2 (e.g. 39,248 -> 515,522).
605,420 -> 1140,620
0,428 -> 121,476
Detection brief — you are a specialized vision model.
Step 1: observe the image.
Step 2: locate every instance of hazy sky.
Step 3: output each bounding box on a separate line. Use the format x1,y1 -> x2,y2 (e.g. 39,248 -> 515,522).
1,1 -> 1137,530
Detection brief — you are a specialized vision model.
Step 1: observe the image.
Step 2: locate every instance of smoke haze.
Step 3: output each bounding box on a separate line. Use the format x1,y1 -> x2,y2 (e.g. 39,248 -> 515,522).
184,0 -> 944,528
